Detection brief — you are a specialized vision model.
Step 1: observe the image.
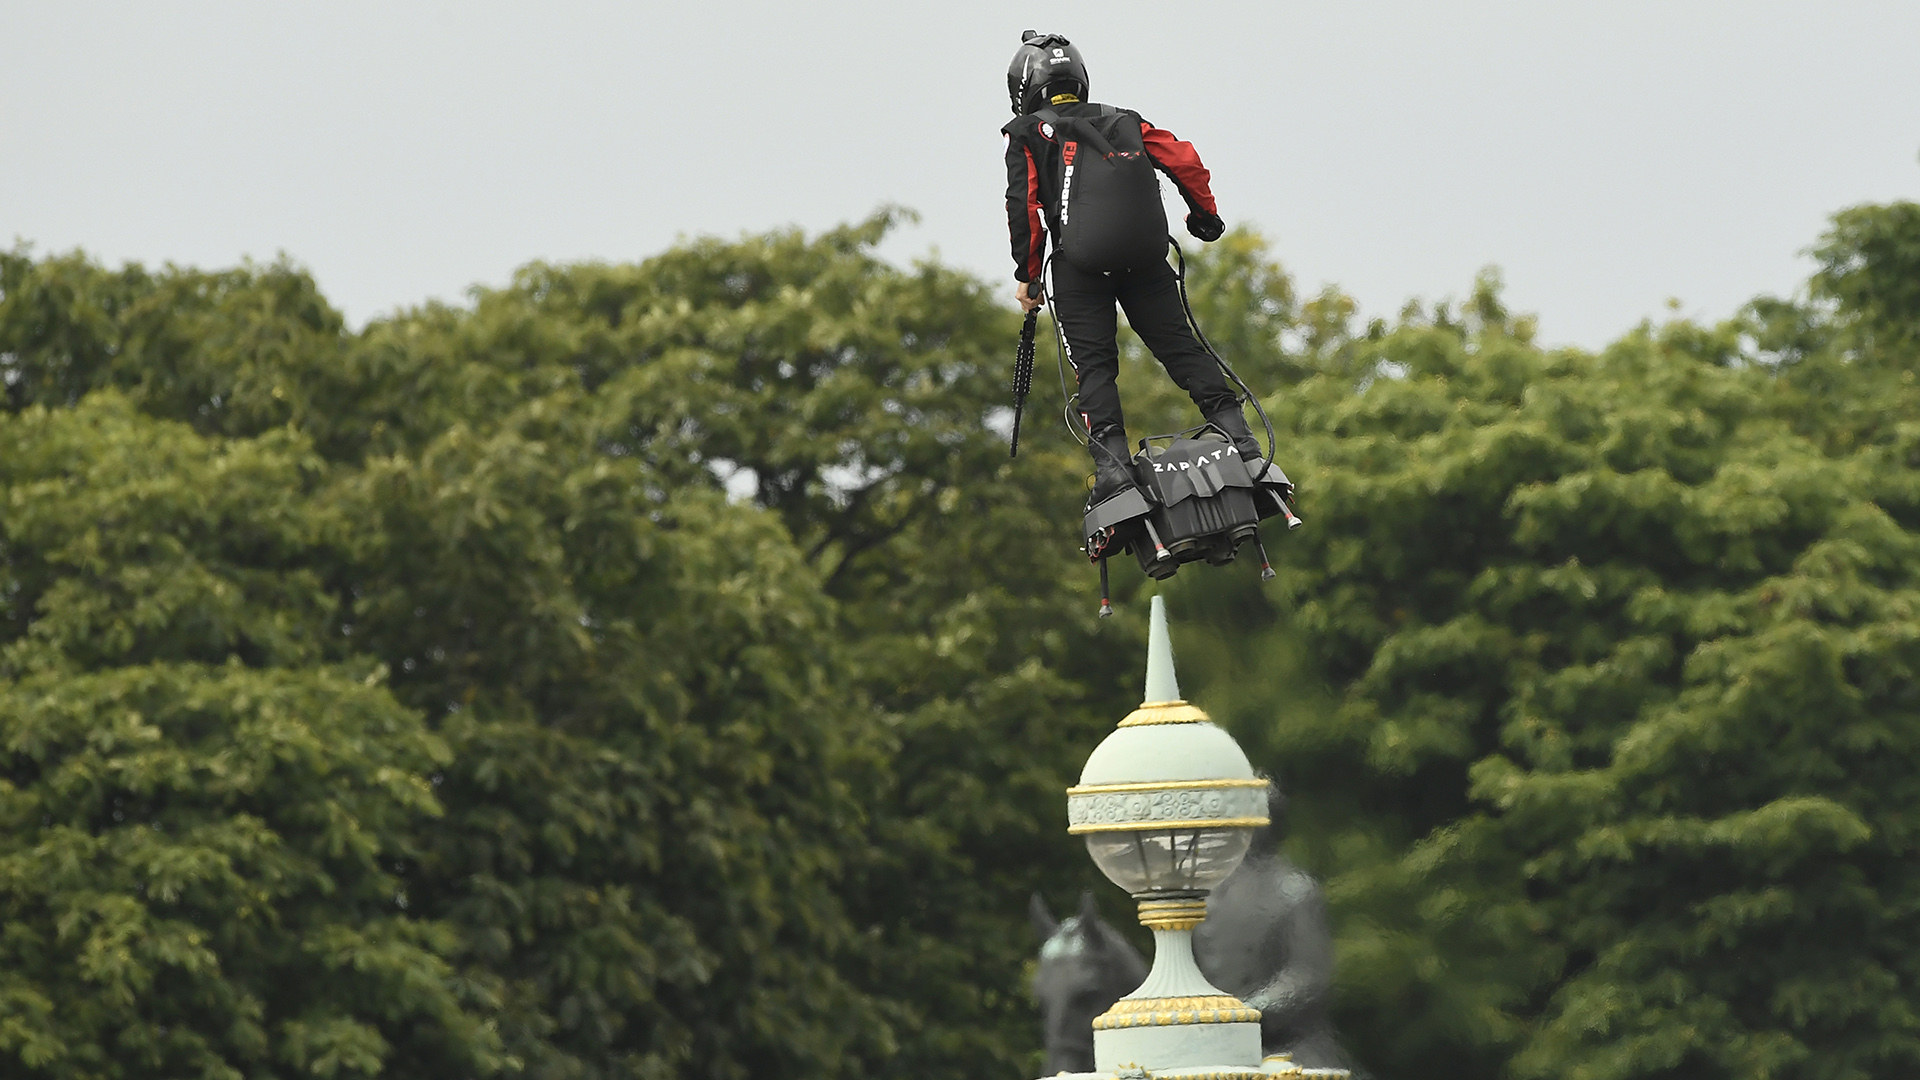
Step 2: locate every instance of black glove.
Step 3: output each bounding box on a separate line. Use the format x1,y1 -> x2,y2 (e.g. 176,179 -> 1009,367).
1186,210 -> 1225,242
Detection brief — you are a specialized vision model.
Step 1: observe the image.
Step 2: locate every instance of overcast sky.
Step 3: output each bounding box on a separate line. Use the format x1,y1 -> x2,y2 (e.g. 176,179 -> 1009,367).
4,1 -> 1917,349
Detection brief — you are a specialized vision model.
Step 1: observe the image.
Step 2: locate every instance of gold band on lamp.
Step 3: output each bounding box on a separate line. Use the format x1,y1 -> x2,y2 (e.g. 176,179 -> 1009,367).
1091,995 -> 1264,1029
1138,897 -> 1210,931
1067,778 -> 1269,796
1117,700 -> 1211,727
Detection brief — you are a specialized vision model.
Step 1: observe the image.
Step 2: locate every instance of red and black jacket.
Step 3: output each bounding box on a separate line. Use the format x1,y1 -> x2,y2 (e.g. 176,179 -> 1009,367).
1002,101 -> 1218,283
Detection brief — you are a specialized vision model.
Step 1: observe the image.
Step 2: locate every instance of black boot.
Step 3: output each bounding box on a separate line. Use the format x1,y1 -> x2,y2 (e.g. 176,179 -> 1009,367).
1207,404 -> 1296,524
1203,403 -> 1265,464
1208,404 -> 1294,491
1086,426 -> 1137,509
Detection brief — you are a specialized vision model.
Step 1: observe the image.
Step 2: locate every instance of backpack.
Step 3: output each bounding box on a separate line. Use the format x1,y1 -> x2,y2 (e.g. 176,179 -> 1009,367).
1037,105 -> 1168,274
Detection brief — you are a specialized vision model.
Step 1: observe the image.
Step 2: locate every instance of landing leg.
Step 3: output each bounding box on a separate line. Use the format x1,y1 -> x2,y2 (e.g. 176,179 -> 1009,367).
1253,532 -> 1276,581
1098,557 -> 1113,618
1278,495 -> 1303,530
1141,519 -> 1171,563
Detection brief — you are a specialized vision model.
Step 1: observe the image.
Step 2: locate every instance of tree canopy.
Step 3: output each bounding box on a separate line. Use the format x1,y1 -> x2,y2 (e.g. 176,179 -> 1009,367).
1162,203 -> 1920,1080
4,201 -> 1919,1080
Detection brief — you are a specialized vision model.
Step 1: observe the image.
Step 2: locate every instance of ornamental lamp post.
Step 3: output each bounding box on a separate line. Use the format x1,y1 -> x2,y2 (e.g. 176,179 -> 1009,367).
1061,595 -> 1293,1079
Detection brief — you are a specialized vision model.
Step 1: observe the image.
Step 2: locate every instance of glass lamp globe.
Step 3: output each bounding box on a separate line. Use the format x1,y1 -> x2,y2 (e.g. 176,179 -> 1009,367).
1068,715 -> 1268,900
1083,823 -> 1254,896
1067,596 -> 1268,903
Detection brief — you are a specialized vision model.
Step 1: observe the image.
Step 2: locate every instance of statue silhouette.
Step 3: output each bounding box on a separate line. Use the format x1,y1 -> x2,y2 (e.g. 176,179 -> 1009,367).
1029,890 -> 1149,1076
1192,781 -> 1354,1072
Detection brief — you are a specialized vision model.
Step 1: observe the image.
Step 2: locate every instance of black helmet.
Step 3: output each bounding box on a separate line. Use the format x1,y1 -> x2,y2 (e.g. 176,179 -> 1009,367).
1007,30 -> 1089,115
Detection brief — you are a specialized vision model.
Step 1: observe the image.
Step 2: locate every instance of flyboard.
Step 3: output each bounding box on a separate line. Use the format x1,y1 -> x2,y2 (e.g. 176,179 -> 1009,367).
1008,239 -> 1302,616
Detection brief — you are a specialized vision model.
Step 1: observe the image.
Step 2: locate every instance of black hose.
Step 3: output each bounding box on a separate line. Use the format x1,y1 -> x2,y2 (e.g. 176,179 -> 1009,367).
1038,254 -> 1090,450
1169,238 -> 1277,465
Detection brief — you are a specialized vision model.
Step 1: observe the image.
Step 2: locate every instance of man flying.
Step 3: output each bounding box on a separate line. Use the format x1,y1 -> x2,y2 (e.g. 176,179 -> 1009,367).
1001,29 -> 1269,513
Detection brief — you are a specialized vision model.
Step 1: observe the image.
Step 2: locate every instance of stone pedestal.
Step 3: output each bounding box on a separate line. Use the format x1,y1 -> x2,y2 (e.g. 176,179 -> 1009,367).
1091,901 -> 1263,1077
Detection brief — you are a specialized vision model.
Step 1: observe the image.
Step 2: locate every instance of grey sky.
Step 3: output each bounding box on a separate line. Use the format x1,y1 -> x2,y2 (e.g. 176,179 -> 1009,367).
4,1 -> 1916,349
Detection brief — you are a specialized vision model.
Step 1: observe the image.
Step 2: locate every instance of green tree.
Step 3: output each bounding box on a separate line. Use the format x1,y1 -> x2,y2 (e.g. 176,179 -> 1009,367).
0,394 -> 502,1079
0,245 -> 906,1079
1,219 -> 1141,1080
1159,209 -> 1920,1080
13,201 -> 1918,1080
1809,200 -> 1920,362
405,213 -> 1146,1078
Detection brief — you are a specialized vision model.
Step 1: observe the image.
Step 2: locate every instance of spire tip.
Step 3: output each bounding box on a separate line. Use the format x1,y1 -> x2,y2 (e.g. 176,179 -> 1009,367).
1143,594 -> 1181,703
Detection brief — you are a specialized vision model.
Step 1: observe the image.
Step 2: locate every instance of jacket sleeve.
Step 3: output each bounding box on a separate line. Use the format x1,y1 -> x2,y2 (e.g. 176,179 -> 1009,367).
1004,133 -> 1046,283
1140,121 -> 1218,217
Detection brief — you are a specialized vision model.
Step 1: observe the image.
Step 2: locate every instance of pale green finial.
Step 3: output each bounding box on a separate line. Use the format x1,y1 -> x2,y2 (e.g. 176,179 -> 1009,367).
1143,594 -> 1182,703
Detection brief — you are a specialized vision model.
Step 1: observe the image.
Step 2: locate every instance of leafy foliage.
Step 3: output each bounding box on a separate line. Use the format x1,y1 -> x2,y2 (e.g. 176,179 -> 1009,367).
0,218 -> 1133,1080
1169,203 -> 1920,1080
0,395 -> 498,1079
5,201 -> 1920,1080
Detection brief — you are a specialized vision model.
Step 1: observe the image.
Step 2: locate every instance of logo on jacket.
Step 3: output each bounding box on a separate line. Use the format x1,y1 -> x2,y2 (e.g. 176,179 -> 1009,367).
1060,142 -> 1078,227
1040,122 -> 1054,140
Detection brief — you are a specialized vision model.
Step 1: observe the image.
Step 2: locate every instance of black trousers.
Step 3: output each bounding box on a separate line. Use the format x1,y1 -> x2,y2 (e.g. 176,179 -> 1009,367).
1050,256 -> 1238,438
